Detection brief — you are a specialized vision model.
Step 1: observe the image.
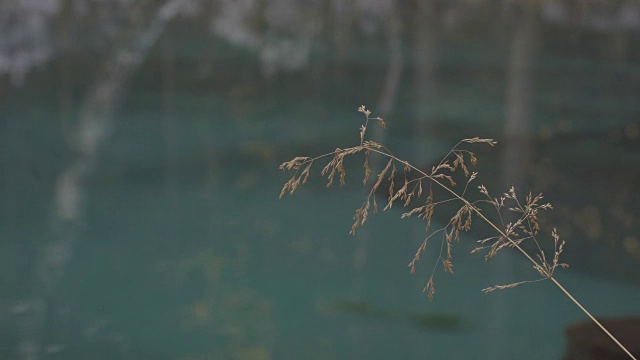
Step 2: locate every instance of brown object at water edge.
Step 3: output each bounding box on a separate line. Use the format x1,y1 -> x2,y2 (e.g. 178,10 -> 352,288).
564,317 -> 640,360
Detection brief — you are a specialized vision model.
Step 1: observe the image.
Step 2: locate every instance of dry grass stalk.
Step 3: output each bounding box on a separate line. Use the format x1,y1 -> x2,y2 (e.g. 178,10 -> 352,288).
278,106 -> 636,360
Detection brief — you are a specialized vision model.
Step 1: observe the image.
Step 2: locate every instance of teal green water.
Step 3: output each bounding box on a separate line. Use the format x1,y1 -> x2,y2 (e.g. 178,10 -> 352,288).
2,21 -> 640,360
3,89 -> 639,358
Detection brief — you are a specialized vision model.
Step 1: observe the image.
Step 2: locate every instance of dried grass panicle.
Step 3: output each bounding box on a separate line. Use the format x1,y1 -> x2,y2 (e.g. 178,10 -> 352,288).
425,276 -> 436,300
279,106 -> 566,296
278,158 -> 313,198
358,105 -> 386,145
278,105 -> 636,360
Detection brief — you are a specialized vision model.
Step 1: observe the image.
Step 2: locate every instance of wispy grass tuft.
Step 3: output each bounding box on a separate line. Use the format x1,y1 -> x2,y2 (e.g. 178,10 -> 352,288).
278,106 -> 637,359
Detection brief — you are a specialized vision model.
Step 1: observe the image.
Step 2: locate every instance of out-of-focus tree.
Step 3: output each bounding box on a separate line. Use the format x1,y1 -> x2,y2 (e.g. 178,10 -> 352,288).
211,0 -> 325,78
0,0 -> 61,85
411,0 -> 438,118
502,0 -> 541,191
10,1 -> 197,359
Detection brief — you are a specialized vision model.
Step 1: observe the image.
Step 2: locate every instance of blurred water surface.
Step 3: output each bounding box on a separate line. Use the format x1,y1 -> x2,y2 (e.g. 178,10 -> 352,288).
1,1 -> 640,359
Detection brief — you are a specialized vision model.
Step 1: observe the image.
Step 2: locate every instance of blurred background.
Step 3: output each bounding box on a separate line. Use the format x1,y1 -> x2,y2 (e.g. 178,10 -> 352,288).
1,0 -> 639,359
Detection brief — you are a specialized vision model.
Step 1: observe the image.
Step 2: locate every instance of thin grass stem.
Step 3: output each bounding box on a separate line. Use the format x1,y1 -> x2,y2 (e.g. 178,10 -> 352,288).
279,107 -> 637,359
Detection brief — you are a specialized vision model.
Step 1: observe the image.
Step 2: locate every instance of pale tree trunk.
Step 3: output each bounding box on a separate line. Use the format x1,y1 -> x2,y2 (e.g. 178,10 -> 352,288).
410,0 -> 437,216
311,0 -> 331,84
56,18 -> 74,145
331,0 -> 354,77
349,3 -> 404,358
502,2 -> 539,190
490,2 -> 540,358
16,1 -> 191,358
605,30 -> 629,62
413,0 -> 437,135
377,10 -> 404,117
162,38 -> 178,194
409,1 -> 438,354
351,0 -> 405,301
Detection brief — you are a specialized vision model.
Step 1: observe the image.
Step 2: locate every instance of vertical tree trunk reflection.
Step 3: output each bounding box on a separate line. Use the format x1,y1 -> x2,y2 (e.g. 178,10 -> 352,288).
412,0 -> 437,127
162,38 -> 178,194
503,3 -> 539,190
17,1 -> 190,358
491,3 -> 540,358
349,2 -> 404,358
